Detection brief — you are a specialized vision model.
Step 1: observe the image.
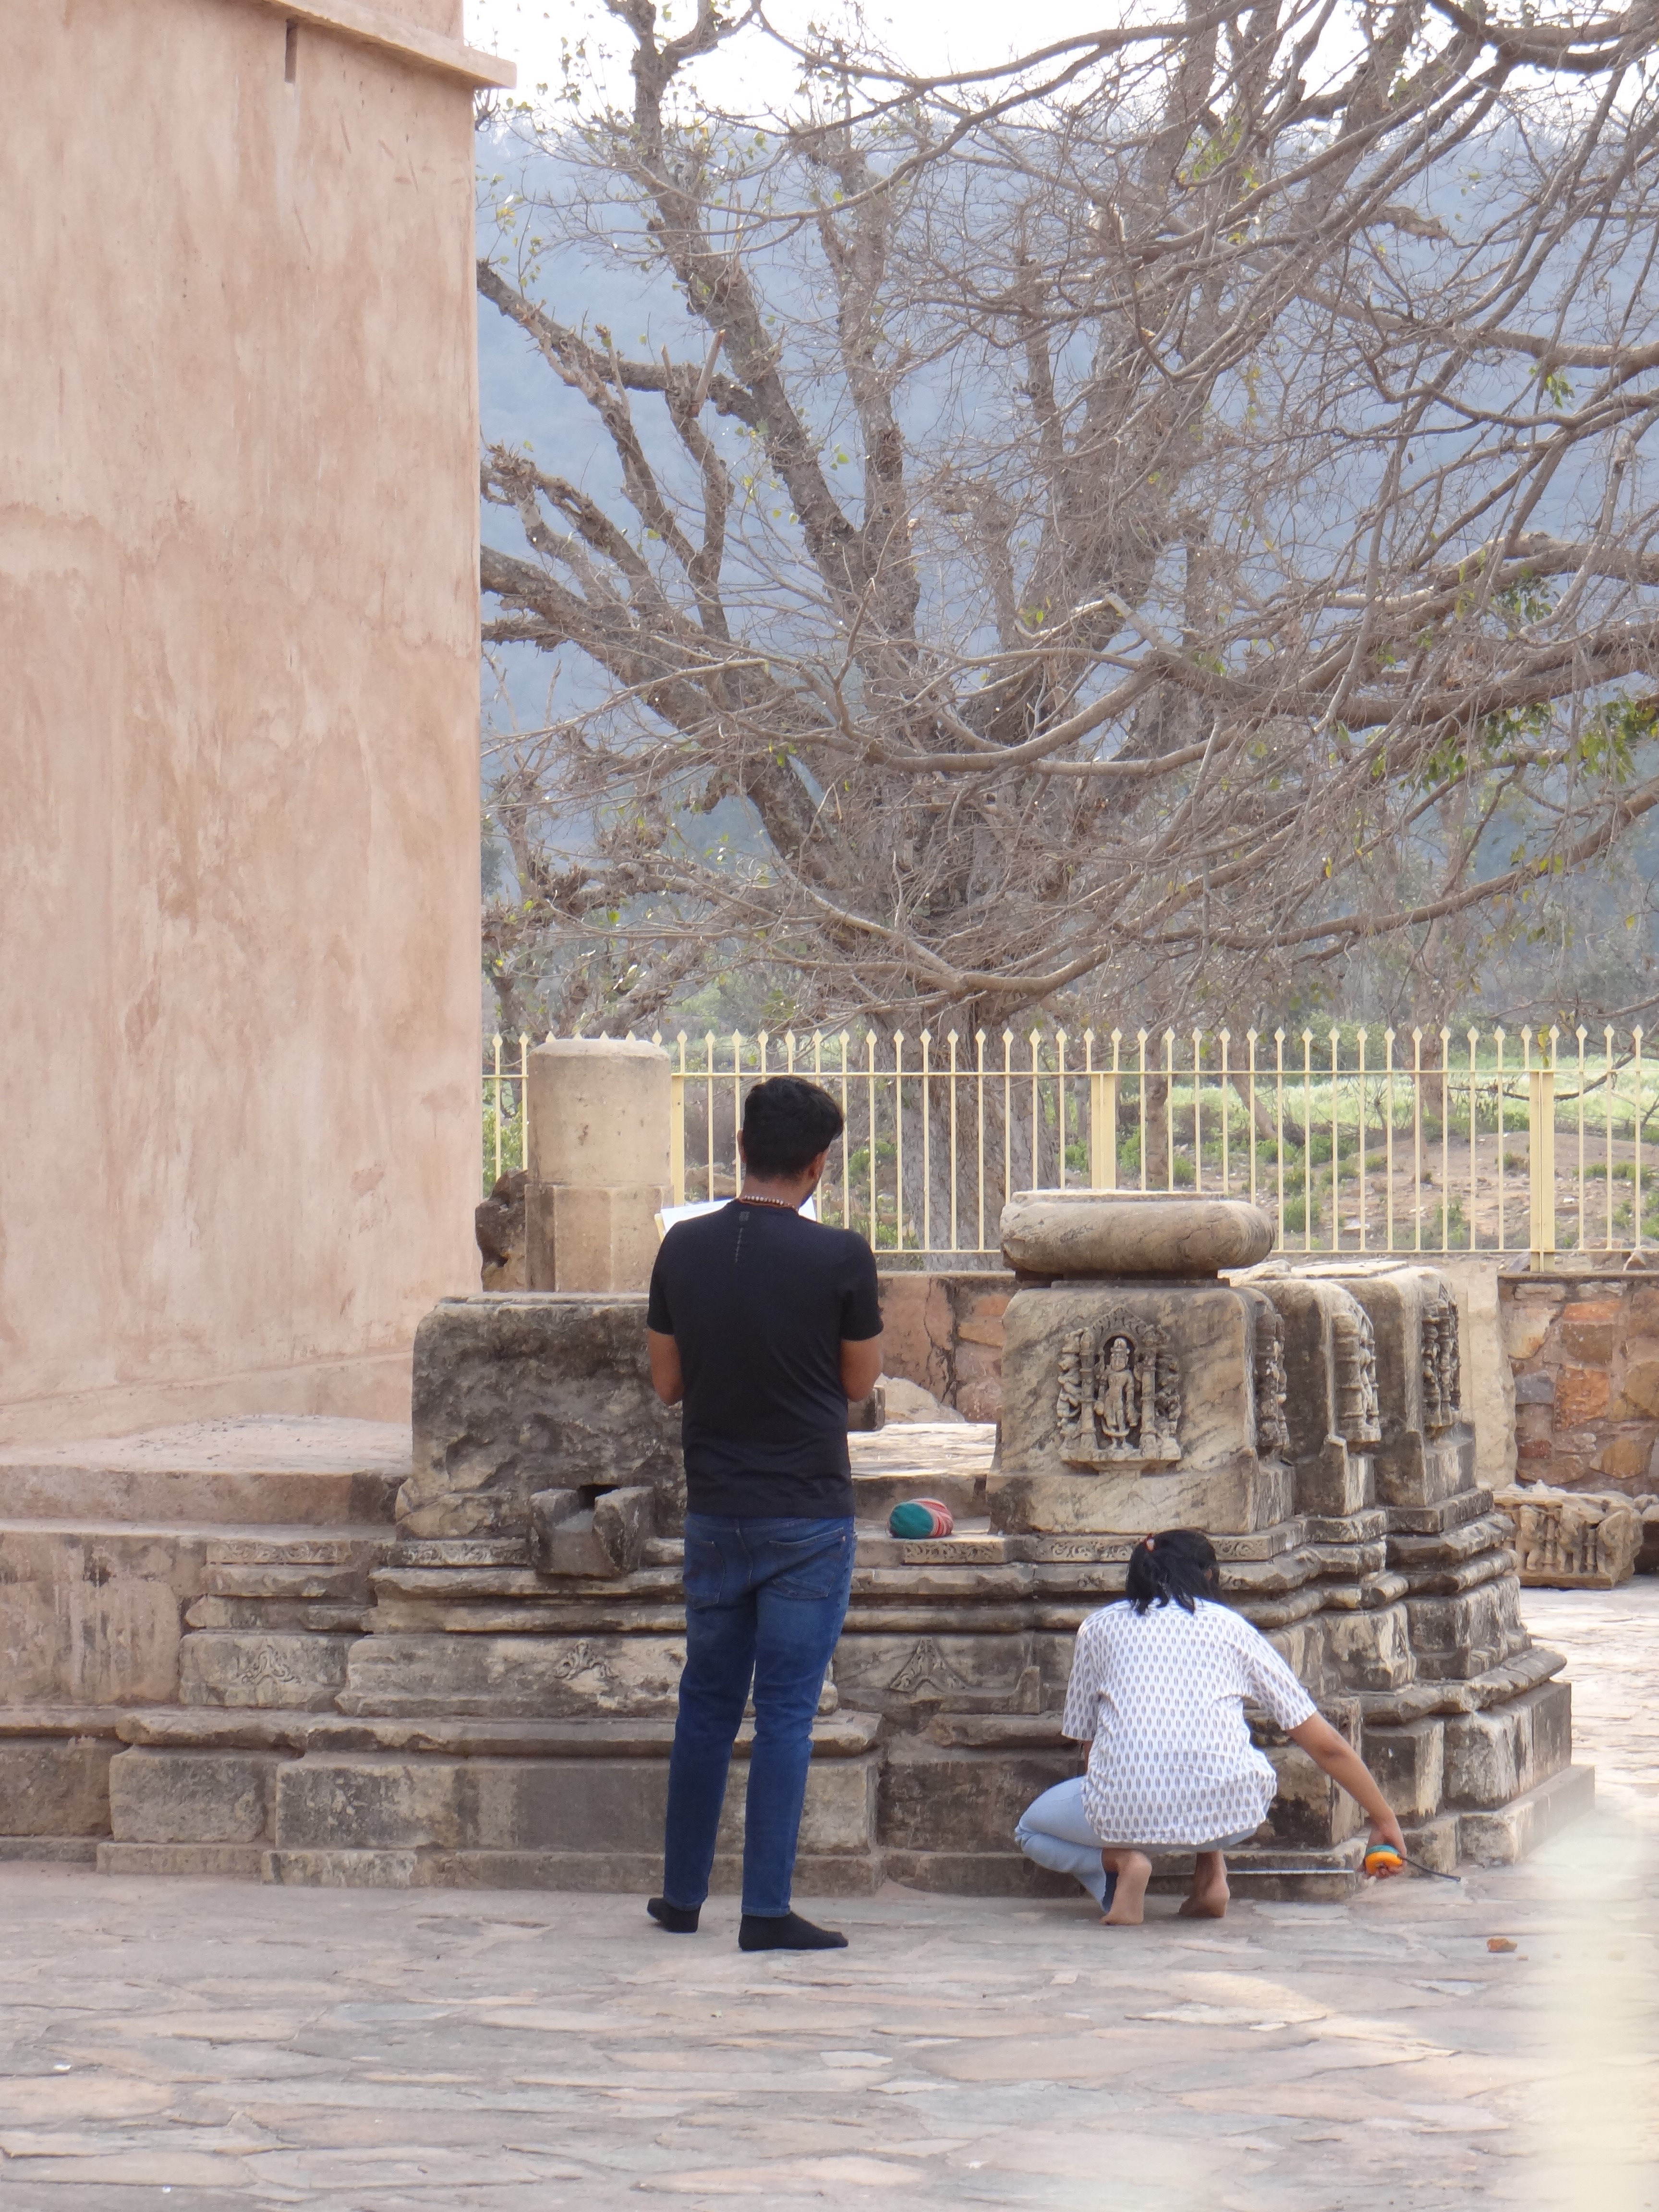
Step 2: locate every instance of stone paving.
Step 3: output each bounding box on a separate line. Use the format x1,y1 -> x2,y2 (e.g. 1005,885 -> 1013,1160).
0,1588 -> 1654,2212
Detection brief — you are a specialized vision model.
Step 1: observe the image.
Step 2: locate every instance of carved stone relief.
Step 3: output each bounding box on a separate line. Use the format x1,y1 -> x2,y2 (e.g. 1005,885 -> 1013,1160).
1253,1304 -> 1290,1459
1421,1287 -> 1462,1434
1333,1306 -> 1382,1445
1056,1311 -> 1182,1467
549,1640 -> 624,1691
887,1638 -> 972,1696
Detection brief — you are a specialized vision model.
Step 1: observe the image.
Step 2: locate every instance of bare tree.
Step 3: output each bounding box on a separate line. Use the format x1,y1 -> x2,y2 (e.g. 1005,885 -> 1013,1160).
477,0 -> 1659,1041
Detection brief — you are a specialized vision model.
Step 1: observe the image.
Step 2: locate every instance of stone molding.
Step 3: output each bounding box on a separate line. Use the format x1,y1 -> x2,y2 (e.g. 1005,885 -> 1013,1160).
240,0 -> 517,87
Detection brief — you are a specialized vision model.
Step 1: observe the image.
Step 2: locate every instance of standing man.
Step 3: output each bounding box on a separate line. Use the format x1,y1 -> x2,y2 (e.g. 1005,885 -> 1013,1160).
645,1076 -> 882,1952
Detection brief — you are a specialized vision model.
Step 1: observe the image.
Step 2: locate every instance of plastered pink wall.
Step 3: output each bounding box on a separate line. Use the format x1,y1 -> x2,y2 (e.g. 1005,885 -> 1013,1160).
0,0 -> 484,1441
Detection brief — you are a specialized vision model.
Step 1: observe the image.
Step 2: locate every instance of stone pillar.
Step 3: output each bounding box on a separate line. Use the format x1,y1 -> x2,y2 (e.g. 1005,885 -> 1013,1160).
524,1038 -> 672,1293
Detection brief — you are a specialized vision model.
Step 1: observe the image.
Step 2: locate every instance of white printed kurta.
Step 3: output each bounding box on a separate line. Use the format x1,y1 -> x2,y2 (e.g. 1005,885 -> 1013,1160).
1061,1599 -> 1318,1846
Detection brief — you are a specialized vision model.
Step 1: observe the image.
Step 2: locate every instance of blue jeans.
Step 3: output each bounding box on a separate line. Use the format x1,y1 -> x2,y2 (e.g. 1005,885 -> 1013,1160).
663,1514 -> 856,1917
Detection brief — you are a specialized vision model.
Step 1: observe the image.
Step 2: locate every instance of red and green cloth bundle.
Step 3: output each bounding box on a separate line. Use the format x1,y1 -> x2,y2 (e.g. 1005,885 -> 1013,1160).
887,1498 -> 955,1539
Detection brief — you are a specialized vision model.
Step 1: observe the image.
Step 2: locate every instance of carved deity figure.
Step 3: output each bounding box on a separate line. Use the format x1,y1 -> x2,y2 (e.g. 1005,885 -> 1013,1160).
1420,1288 -> 1462,1434
1055,1335 -> 1087,1436
1252,1304 -> 1290,1459
1056,1312 -> 1182,1468
1334,1306 -> 1382,1446
1096,1336 -> 1138,1440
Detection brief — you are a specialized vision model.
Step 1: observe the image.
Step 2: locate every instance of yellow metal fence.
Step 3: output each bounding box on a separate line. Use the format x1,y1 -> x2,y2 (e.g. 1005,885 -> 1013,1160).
485,1024 -> 1659,1262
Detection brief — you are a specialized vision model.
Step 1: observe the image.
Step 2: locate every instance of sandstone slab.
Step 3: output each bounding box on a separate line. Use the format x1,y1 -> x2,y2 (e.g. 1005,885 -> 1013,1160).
337,1631 -> 688,1718
992,1282 -> 1290,1533
109,1746 -> 284,1842
178,1632 -> 354,1710
1496,1482 -> 1641,1587
1442,1678 -> 1573,1810
1456,1757 -> 1595,1863
266,1744 -> 877,1858
1000,1191 -> 1274,1278
0,1738 -> 115,1837
398,1294 -> 682,1539
1361,1716 -> 1446,1824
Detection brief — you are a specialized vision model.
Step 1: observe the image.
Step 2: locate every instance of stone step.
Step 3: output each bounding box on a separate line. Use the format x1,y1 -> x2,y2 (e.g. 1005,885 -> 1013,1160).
97,1842 -> 266,1879
1443,1677 -> 1574,1809
260,1846 -> 885,1893
95,1841 -> 886,1890
0,1706 -> 127,1738
102,1729 -> 882,1867
112,1707 -> 882,1758
0,1527 -> 397,1717
0,1418 -> 410,1527
1400,1812 -> 1461,1874
1457,1760 -> 1594,1863
882,1837 -> 1368,1903
0,1470 -> 401,1526
0,1838 -> 100,1865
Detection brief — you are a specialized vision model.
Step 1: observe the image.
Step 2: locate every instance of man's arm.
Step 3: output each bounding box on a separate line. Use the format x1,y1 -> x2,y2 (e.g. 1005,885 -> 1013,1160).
648,1328 -> 684,1407
840,1334 -> 883,1402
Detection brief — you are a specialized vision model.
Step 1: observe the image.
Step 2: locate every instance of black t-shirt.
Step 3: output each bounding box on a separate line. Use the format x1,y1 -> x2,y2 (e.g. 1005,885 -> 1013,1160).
646,1202 -> 882,1517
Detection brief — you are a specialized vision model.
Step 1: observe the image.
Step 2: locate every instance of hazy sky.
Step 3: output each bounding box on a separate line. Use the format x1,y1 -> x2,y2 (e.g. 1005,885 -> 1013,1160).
466,0 -> 1113,114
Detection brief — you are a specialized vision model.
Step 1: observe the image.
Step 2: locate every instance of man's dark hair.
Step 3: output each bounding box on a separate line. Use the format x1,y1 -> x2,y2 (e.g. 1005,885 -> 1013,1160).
1124,1527 -> 1221,1615
742,1077 -> 846,1178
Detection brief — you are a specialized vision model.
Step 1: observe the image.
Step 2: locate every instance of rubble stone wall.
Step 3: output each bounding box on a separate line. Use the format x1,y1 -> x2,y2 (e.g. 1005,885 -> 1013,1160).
876,1274 -> 1015,1423
1501,1271 -> 1659,1494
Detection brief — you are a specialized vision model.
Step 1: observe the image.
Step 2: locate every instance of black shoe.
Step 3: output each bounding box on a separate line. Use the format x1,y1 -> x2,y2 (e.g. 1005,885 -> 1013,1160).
739,1910 -> 848,1952
648,1897 -> 701,1934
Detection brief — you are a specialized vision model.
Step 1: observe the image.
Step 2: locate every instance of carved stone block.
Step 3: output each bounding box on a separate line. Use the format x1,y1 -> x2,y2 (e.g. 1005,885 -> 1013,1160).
877,1741 -> 1082,1854
1000,1191 -> 1274,1277
1251,1261 -> 1476,1507
336,1633 -> 687,1719
398,1294 -> 683,1539
178,1633 -> 354,1711
1254,1736 -> 1364,1849
1495,1483 -> 1641,1588
1405,1579 -> 1528,1681
1235,1274 -> 1379,1519
993,1283 -> 1291,1534
266,1743 -> 876,1859
1311,1602 -> 1416,1693
1442,1680 -> 1573,1809
832,1631 -> 1039,1717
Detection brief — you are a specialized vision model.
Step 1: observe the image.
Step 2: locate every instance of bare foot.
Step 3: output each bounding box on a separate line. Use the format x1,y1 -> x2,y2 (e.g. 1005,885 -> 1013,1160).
1177,1877 -> 1230,1918
1177,1851 -> 1229,1920
1100,1851 -> 1152,1926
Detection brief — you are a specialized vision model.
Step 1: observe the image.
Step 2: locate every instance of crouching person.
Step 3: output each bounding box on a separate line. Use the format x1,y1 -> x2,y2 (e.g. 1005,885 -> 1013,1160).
1016,1528 -> 1405,1924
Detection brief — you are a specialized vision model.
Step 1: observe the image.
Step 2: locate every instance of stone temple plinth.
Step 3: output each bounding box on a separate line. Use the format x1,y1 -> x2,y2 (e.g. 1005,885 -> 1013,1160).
52,1201 -> 1591,1897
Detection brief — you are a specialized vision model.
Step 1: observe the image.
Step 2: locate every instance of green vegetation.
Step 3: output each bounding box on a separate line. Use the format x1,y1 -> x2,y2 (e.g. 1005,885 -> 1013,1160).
481,1093 -> 525,1194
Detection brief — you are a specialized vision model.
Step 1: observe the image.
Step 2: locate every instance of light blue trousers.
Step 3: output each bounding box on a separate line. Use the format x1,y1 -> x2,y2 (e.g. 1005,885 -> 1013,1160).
1015,1779 -> 1256,1907
1014,1779 -> 1116,1907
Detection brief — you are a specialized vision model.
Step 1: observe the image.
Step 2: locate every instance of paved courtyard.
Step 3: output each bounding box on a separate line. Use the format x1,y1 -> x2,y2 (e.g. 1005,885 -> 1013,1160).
0,1586 -> 1653,2212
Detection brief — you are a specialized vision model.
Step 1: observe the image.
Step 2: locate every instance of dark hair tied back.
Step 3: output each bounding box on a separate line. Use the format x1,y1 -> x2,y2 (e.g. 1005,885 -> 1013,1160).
1125,1527 -> 1220,1615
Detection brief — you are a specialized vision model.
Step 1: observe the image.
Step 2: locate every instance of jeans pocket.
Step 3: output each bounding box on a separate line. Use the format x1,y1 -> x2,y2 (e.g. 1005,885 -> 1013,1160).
682,1531 -> 726,1608
767,1527 -> 851,1602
